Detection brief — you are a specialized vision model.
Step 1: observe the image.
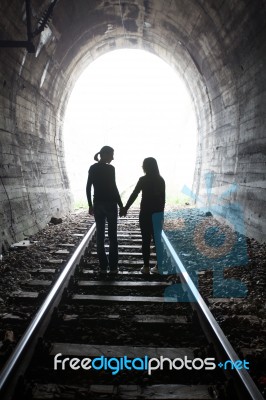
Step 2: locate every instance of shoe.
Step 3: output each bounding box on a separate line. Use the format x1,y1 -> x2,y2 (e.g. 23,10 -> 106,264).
140,265 -> 150,274
109,268 -> 119,275
150,265 -> 160,274
99,267 -> 108,274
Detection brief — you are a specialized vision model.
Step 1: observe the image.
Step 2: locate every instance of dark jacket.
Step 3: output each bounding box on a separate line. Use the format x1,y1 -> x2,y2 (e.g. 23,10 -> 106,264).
125,175 -> 165,213
86,162 -> 123,208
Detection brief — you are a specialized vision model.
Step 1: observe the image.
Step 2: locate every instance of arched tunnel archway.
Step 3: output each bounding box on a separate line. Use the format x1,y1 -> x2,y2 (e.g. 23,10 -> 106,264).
0,0 -> 265,248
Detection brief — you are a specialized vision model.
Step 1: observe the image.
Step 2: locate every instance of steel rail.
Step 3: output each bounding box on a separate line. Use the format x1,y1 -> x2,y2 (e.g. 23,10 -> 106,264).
0,221 -> 263,400
0,223 -> 96,399
162,231 -> 264,400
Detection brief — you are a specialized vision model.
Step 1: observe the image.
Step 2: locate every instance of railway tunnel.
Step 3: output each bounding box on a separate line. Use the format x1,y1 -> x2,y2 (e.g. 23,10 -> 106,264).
0,0 -> 266,250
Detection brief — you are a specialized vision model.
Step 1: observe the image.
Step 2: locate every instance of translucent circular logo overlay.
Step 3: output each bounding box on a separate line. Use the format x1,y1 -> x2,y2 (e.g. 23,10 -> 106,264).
193,218 -> 237,259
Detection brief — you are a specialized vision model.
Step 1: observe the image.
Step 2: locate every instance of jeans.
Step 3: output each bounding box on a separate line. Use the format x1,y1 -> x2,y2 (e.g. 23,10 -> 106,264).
139,211 -> 164,267
94,201 -> 118,270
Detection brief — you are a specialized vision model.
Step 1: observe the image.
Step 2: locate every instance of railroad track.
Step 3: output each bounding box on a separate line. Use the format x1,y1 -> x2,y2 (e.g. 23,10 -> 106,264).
0,211 -> 264,400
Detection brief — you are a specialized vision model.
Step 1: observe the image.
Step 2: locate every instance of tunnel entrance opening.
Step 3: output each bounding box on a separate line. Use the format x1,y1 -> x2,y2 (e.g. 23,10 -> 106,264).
63,49 -> 197,208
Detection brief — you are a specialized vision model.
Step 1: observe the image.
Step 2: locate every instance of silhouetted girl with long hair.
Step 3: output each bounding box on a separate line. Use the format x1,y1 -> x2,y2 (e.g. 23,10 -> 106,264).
123,157 -> 165,274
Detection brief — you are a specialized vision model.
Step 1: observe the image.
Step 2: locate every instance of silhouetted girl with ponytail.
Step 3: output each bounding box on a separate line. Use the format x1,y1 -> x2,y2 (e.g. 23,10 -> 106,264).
86,146 -> 123,274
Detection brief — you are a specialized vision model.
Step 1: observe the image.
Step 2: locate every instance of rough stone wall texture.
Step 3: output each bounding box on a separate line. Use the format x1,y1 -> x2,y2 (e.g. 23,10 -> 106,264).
0,0 -> 265,247
0,0 -> 73,248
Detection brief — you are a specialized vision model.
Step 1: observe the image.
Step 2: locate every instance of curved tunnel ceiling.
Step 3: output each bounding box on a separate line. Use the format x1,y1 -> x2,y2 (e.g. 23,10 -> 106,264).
0,0 -> 266,245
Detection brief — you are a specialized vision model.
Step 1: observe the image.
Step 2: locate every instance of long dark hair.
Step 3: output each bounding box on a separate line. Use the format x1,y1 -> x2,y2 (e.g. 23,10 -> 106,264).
142,157 -> 160,177
94,145 -> 114,161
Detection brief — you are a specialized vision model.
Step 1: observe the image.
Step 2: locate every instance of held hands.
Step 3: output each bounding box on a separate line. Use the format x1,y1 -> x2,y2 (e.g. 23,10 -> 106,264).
119,207 -> 127,217
90,206 -> 126,217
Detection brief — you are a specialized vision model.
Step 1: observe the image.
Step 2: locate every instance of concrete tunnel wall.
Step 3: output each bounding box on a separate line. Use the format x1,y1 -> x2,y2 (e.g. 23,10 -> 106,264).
0,0 -> 265,249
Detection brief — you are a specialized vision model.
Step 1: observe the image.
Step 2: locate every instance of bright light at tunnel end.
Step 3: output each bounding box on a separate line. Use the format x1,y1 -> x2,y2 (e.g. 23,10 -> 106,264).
63,49 -> 197,207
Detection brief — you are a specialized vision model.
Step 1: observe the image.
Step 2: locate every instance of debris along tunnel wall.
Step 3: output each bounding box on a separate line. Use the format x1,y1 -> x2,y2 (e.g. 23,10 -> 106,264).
0,0 -> 265,249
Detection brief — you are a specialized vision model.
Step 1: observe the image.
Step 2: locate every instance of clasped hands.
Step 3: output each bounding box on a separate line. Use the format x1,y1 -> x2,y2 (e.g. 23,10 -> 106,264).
89,206 -> 127,217
119,207 -> 127,217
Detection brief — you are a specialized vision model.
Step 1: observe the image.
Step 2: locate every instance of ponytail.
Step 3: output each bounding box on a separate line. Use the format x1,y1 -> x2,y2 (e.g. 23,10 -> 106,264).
94,152 -> 100,161
94,146 -> 114,162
